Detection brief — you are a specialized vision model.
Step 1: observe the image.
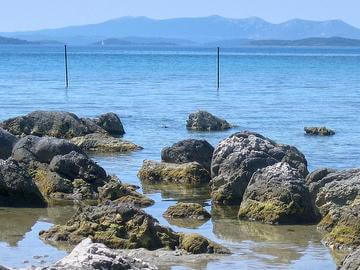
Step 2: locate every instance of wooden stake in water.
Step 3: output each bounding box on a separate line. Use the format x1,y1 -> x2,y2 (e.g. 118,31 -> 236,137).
64,45 -> 69,88
217,47 -> 220,90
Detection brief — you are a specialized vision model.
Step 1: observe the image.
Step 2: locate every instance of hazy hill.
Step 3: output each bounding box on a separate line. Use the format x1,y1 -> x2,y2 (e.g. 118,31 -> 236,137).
92,37 -> 196,46
0,36 -> 32,45
2,16 -> 360,44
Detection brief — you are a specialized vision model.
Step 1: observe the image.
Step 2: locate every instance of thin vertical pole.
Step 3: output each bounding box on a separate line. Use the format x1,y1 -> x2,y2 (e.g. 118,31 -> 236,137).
217,47 -> 220,90
64,45 -> 69,88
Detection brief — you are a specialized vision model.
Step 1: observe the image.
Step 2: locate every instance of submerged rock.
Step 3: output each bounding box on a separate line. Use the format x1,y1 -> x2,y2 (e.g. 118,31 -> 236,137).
307,169 -> 360,251
210,131 -> 308,205
161,139 -> 214,172
163,202 -> 211,220
39,203 -> 229,255
39,238 -> 158,270
186,111 -> 231,131
0,128 -> 18,160
238,162 -> 318,224
138,160 -> 211,187
339,247 -> 360,270
0,158 -> 45,207
92,112 -> 125,135
1,111 -> 105,139
70,133 -> 142,153
304,126 -> 335,136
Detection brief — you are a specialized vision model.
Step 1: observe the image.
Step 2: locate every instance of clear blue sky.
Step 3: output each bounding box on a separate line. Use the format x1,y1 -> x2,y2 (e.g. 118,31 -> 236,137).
0,0 -> 358,32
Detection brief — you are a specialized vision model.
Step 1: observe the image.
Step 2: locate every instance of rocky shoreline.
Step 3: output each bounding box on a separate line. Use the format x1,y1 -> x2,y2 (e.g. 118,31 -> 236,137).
1,110 -> 359,269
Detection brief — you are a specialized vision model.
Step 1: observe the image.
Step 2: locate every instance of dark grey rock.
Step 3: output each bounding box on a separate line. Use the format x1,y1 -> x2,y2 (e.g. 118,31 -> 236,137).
210,131 -> 308,205
0,158 -> 45,206
338,247 -> 360,270
12,135 -> 84,164
161,139 -> 214,172
186,111 -> 231,131
304,126 -> 335,136
93,112 -> 125,135
238,162 -> 319,224
0,128 -> 18,159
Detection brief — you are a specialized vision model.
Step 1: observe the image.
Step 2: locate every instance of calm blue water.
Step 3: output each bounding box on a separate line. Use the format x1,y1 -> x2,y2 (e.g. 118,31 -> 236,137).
1,45 -> 360,269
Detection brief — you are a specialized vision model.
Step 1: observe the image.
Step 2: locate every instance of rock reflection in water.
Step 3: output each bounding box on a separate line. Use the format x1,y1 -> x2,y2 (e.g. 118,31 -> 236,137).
165,217 -> 209,229
212,216 -> 334,267
142,183 -> 211,203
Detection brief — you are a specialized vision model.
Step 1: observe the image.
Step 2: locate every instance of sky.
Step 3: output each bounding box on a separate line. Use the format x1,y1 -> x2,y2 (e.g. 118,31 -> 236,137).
0,0 -> 359,32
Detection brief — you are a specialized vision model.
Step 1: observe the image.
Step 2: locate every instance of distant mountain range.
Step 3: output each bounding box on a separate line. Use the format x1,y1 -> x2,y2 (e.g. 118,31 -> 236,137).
2,16 -> 360,45
0,36 -> 62,45
92,37 -> 196,46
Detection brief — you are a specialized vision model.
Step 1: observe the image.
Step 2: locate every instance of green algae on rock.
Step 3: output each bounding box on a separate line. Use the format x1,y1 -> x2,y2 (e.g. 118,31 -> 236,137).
179,233 -> 230,254
138,160 -> 211,187
163,202 -> 211,220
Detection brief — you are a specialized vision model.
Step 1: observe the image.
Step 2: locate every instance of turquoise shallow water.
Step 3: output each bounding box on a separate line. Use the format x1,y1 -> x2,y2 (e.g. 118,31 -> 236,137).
1,45 -> 360,269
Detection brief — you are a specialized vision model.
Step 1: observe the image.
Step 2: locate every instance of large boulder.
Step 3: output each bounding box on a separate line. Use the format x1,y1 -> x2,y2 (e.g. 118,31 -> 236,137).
210,131 -> 308,205
186,111 -> 231,131
163,202 -> 211,220
1,111 -> 105,139
307,169 -> 360,251
70,133 -> 142,153
93,112 -> 125,135
138,160 -> 211,187
12,135 -> 84,164
0,158 -> 45,206
161,139 -> 214,172
238,162 -> 318,224
339,247 -> 360,270
40,238 -> 158,270
39,203 -> 229,255
0,128 -> 18,160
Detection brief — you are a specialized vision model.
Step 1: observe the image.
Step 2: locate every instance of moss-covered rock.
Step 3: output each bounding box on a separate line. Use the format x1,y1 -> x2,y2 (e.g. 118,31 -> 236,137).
304,126 -> 335,136
179,233 -> 230,254
138,160 -> 210,187
98,179 -> 154,208
70,133 -> 142,153
238,162 -> 318,224
186,111 -> 231,131
163,202 -> 211,220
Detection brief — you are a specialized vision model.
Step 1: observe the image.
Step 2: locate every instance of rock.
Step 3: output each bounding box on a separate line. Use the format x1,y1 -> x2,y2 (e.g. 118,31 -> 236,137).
39,238 -> 158,270
39,203 -> 229,255
186,111 -> 231,131
210,131 -> 308,205
0,158 -> 45,206
0,128 -> 18,160
0,265 -> 10,270
70,133 -> 142,153
339,247 -> 360,270
49,151 -> 107,184
305,167 -> 336,186
12,135 -> 84,164
304,127 -> 335,136
93,112 -> 125,135
179,233 -> 230,254
1,111 -> 105,139
308,169 -> 360,251
238,162 -> 319,224
39,203 -> 180,250
163,202 -> 211,220
98,179 -> 154,208
138,160 -> 211,187
161,139 -> 214,172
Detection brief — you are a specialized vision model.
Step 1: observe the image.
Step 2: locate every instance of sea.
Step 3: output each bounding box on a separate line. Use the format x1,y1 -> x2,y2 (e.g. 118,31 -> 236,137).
0,45 -> 360,269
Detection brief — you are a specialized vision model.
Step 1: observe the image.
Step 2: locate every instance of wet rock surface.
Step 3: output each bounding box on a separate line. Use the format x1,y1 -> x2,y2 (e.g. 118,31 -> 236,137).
179,233 -> 230,254
304,126 -> 335,136
238,162 -> 318,224
186,111 -> 231,131
92,112 -> 125,136
308,169 -> 360,251
138,160 -> 211,187
161,139 -> 214,172
37,238 -> 158,270
163,202 -> 211,220
70,133 -> 142,153
210,131 -> 308,205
